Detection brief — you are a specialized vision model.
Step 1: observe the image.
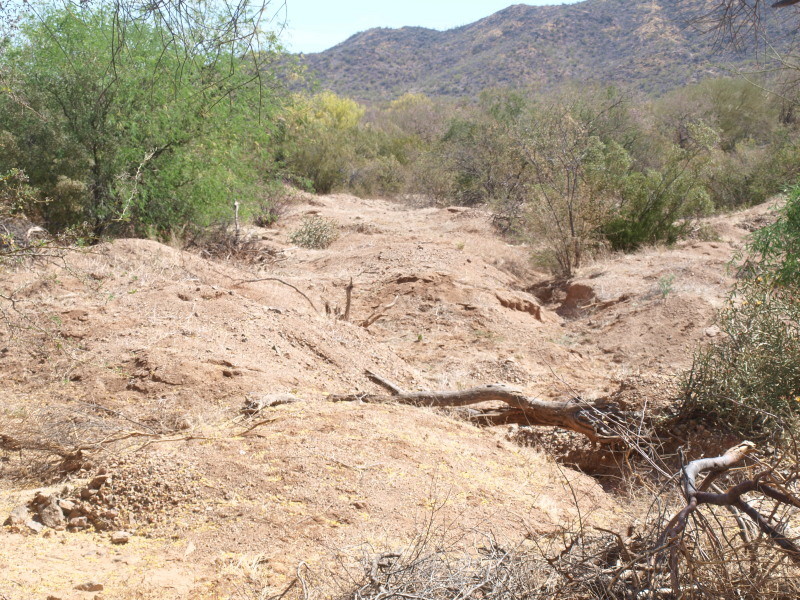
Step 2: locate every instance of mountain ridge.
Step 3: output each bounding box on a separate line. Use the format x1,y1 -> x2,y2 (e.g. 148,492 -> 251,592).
299,0 -> 794,100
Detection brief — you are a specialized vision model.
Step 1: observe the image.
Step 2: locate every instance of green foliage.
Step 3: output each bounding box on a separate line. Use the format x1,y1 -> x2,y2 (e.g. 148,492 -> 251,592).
275,78 -> 797,277
289,215 -> 339,249
683,188 -> 800,437
439,93 -> 527,209
653,79 -> 800,211
746,138 -> 800,208
0,3 -> 284,237
750,186 -> 800,287
0,168 -> 40,219
657,273 -> 676,300
280,92 -> 365,194
517,99 -> 628,276
280,91 -> 439,198
604,124 -> 715,251
658,78 -> 778,152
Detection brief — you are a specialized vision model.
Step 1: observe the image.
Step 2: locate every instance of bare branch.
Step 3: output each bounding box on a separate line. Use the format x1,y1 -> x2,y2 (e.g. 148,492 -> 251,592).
331,370 -> 620,443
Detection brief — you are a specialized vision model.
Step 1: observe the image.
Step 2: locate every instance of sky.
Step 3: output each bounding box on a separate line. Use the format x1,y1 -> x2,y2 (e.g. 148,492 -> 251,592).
274,1 -> 583,54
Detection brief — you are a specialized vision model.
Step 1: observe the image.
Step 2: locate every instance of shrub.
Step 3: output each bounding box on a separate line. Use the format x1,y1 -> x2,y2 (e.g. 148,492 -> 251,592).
348,155 -> 406,198
514,93 -> 634,276
0,168 -> 40,220
280,92 -> 365,194
289,216 -> 339,249
682,187 -> 800,437
604,123 -> 716,251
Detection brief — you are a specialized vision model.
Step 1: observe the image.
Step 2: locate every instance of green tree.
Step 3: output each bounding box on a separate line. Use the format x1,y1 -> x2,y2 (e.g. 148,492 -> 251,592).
0,2 -> 285,236
435,90 -> 529,211
517,102 -> 631,276
603,122 -> 715,251
280,92 -> 366,194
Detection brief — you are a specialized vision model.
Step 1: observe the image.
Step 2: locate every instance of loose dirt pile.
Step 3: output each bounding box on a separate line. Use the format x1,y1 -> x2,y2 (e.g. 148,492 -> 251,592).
0,193 -> 778,598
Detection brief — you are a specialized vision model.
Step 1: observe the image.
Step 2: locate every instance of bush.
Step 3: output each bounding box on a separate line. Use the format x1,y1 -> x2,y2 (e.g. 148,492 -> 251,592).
348,155 -> 406,198
683,187 -> 800,437
280,92 -> 365,194
0,168 -> 40,220
604,123 -> 716,251
289,216 -> 339,249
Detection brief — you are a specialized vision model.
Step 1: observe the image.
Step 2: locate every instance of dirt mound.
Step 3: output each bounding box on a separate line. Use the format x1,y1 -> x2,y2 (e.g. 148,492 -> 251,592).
0,400 -> 622,598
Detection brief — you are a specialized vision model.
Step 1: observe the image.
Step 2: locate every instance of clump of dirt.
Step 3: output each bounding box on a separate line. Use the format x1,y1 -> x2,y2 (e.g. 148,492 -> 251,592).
70,456 -> 200,532
4,457 -> 199,537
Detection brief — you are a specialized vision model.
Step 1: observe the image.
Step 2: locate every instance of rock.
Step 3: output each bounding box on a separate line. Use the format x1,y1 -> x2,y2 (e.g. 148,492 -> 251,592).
58,499 -> 76,512
39,497 -> 67,529
75,582 -> 104,592
110,530 -> 130,545
705,325 -> 721,338
60,456 -> 87,473
25,519 -> 44,533
80,488 -> 99,500
69,517 -> 89,529
352,501 -> 367,510
558,283 -> 597,318
495,292 -> 544,321
88,474 -> 110,489
4,505 -> 29,526
32,492 -> 51,507
94,520 -> 112,532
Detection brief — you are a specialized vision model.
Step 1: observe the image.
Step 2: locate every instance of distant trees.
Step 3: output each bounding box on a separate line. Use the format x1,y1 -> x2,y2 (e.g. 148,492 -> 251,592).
276,79 -> 798,276
414,88 -> 716,275
279,91 -> 441,197
280,92 -> 366,194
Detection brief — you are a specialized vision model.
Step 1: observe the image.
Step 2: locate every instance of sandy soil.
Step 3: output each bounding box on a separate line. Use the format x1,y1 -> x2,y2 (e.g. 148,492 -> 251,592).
0,193 -> 778,598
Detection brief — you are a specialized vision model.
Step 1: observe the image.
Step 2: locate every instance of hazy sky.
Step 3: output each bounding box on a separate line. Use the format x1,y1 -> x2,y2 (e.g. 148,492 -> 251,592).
276,1 -> 583,54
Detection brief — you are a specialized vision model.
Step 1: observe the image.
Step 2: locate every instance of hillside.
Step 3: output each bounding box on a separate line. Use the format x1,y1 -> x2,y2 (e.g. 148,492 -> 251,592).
299,0 -> 795,99
0,191 -> 777,598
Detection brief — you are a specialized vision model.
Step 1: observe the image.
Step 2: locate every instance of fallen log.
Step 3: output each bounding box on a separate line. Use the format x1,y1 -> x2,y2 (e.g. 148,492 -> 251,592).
330,370 -> 620,443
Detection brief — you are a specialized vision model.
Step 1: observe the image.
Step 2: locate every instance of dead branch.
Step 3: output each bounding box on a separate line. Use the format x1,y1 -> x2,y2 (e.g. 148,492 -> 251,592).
238,418 -> 280,437
233,277 -> 319,314
360,295 -> 399,329
365,369 -> 406,394
331,370 -> 620,443
657,441 -> 800,596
